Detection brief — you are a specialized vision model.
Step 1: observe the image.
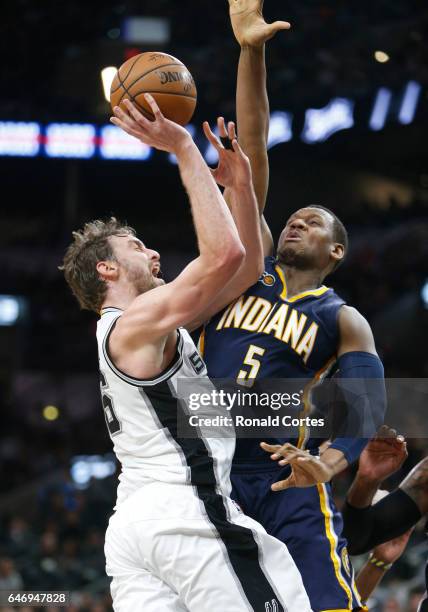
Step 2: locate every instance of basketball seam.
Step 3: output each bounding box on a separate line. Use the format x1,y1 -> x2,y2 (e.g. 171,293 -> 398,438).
117,62 -> 192,106
111,54 -> 144,94
132,91 -> 197,100
114,67 -> 155,119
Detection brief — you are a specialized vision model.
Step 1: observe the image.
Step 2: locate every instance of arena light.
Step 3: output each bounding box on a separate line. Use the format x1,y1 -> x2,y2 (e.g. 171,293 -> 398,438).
0,295 -> 26,326
398,81 -> 421,125
123,16 -> 170,44
0,121 -> 40,157
45,123 -> 96,158
369,88 -> 392,131
301,98 -> 354,144
267,112 -> 293,150
43,405 -> 59,421
71,454 -> 117,489
99,125 -> 152,160
101,67 -> 118,103
421,280 -> 428,309
374,50 -> 390,63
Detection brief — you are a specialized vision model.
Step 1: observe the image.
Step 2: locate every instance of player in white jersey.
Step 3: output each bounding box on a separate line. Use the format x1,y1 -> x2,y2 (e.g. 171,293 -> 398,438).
61,94 -> 312,612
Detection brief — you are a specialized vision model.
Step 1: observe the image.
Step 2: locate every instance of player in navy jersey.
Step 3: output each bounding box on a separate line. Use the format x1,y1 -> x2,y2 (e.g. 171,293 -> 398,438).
196,2 -> 386,610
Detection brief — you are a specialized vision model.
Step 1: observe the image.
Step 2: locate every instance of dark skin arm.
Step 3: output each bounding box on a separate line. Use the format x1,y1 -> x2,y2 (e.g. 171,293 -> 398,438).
353,455 -> 427,602
400,456 -> 428,515
337,305 -> 377,357
356,528 -> 413,603
261,306 -> 379,490
346,434 -> 424,603
229,0 -> 290,256
347,427 -> 408,508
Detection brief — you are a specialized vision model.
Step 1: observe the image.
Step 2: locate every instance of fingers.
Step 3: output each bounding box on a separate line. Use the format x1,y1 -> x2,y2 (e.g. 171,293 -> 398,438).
278,451 -> 309,466
122,99 -> 151,126
268,20 -> 291,35
274,443 -> 300,461
111,104 -> 140,131
231,138 -> 244,155
203,121 -> 223,150
203,117 -> 240,154
260,442 -> 281,455
110,101 -> 152,142
110,113 -> 143,141
217,116 -> 228,138
377,425 -> 397,439
144,93 -> 163,121
227,121 -> 236,141
375,425 -> 406,449
272,474 -> 295,492
111,95 -> 163,133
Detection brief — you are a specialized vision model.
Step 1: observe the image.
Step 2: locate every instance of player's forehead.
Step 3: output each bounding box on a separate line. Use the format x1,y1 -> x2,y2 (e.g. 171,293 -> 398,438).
286,207 -> 333,225
109,233 -> 144,249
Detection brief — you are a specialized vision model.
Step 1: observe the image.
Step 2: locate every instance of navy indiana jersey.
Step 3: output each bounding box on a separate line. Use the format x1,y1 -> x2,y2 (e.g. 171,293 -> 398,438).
200,256 -> 346,464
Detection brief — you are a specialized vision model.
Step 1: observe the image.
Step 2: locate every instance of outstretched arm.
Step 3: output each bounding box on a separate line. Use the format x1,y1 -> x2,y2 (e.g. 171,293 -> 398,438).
109,98 -> 245,345
228,0 -> 291,256
186,118 -> 264,331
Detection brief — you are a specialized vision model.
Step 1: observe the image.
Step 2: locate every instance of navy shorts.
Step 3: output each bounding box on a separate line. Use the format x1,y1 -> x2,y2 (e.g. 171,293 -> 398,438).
231,464 -> 365,612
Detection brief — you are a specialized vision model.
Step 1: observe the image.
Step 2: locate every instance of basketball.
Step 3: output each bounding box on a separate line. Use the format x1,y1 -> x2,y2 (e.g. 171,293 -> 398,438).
110,52 -> 197,126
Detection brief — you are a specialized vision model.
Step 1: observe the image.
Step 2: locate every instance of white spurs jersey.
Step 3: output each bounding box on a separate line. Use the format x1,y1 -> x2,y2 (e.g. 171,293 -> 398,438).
97,308 -> 235,508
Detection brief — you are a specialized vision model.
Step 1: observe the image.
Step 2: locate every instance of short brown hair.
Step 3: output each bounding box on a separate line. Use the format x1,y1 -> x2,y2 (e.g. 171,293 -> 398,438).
60,218 -> 136,313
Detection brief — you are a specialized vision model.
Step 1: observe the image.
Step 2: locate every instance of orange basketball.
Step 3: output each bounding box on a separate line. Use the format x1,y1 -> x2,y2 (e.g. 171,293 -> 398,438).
110,52 -> 197,126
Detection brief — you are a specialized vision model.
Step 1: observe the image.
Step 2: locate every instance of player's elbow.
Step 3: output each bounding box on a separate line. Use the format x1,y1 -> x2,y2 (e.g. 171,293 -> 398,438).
217,243 -> 246,275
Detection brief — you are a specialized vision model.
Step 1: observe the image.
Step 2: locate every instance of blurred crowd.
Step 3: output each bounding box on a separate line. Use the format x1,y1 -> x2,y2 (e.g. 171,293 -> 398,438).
1,2 -> 427,610
0,440 -> 426,612
2,0 -> 427,122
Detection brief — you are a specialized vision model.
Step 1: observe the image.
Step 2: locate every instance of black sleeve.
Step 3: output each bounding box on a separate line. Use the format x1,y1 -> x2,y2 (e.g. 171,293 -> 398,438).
342,488 -> 422,555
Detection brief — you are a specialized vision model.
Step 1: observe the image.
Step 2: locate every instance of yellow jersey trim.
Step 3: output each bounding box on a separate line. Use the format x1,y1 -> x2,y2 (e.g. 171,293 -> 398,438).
274,265 -> 330,302
198,327 -> 206,358
287,286 -> 330,302
275,265 -> 288,300
320,609 -> 368,612
297,356 -> 336,449
317,484 -> 353,610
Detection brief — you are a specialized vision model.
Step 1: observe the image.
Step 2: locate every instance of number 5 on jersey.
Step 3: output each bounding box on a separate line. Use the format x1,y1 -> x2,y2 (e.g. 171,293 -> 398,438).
100,371 -> 122,436
237,344 -> 266,386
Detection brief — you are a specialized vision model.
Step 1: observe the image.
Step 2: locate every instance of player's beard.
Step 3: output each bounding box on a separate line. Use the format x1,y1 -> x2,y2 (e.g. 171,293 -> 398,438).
123,262 -> 159,295
277,246 -> 316,270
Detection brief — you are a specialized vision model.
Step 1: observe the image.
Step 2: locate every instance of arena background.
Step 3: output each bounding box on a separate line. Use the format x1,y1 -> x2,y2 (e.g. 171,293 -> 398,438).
0,1 -> 427,610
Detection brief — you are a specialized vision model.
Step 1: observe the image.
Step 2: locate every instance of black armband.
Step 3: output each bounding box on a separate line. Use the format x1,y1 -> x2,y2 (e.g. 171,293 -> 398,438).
343,488 -> 422,555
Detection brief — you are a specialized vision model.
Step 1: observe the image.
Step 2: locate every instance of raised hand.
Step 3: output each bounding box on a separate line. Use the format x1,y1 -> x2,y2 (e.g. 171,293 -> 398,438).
261,442 -> 335,491
110,95 -> 191,155
357,426 -> 408,484
203,117 -> 252,190
228,0 -> 291,47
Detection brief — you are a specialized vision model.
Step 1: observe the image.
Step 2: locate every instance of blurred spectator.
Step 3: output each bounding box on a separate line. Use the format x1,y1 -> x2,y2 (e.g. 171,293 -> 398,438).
0,557 -> 23,590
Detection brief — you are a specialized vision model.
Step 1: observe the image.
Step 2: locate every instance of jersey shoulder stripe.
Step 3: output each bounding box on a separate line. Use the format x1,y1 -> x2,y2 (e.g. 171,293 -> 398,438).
101,314 -> 185,387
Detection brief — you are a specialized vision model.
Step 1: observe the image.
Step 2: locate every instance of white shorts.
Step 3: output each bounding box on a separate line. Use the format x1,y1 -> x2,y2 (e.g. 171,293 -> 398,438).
105,481 -> 312,612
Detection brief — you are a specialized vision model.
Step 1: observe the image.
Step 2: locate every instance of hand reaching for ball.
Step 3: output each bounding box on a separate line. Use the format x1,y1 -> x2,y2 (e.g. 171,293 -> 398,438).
203,118 -> 252,190
110,95 -> 191,155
